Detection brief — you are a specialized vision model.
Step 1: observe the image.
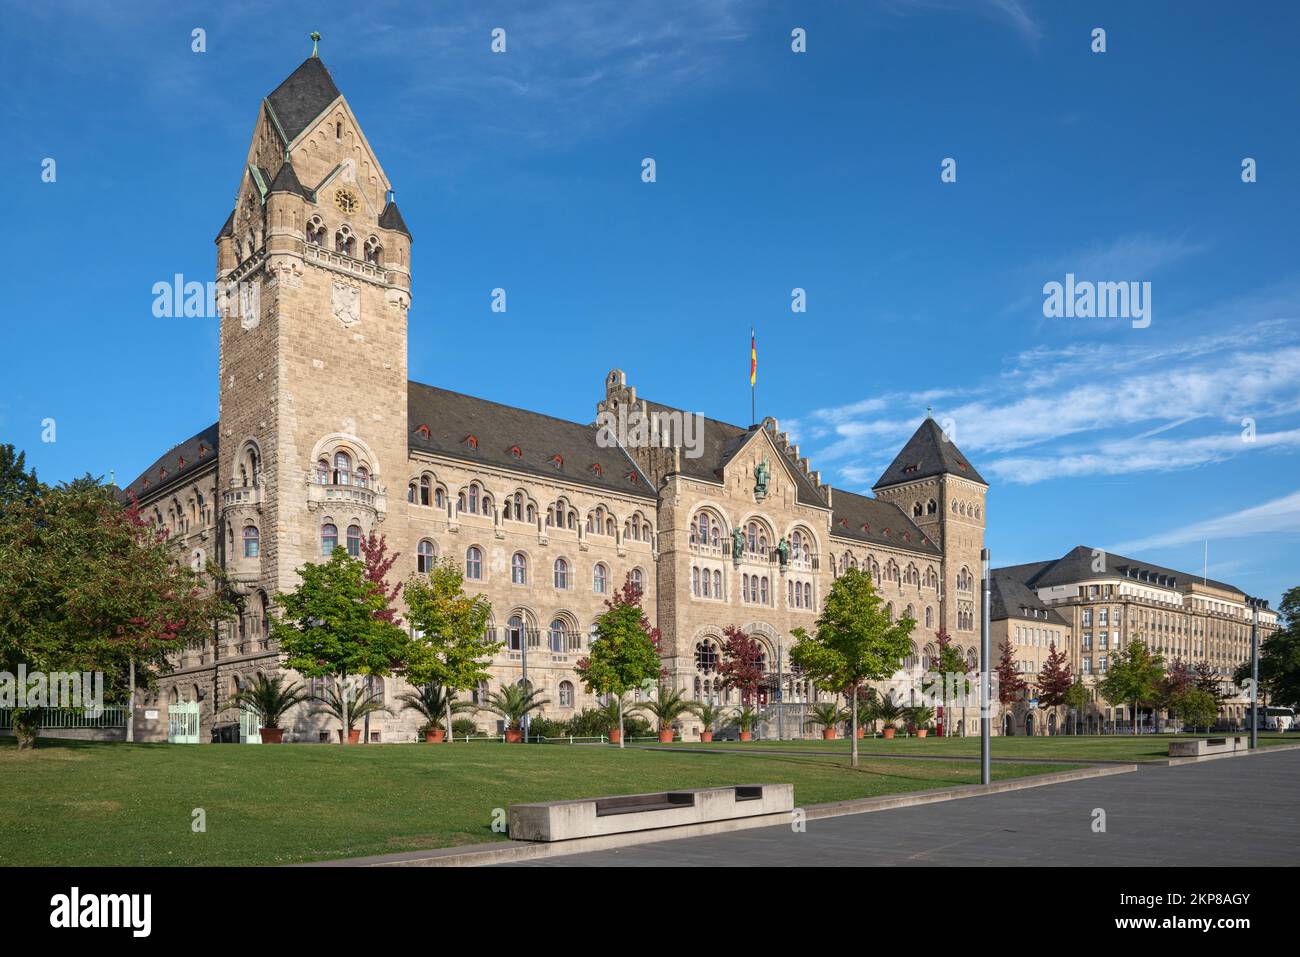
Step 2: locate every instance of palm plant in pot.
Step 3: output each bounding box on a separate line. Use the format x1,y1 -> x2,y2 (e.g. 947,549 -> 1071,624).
313,682 -> 391,743
231,675 -> 308,743
808,702 -> 850,740
633,684 -> 699,743
480,683 -> 550,742
733,705 -> 762,742
855,693 -> 879,740
596,695 -> 626,743
398,682 -> 474,742
906,704 -> 935,738
876,697 -> 903,739
691,702 -> 731,743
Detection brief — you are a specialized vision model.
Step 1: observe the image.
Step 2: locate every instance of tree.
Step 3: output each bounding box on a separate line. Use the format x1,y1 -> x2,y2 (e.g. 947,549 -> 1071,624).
358,532 -> 402,625
1192,660 -> 1227,705
1232,586 -> 1300,710
927,628 -> 966,737
479,683 -> 550,737
403,558 -> 498,742
1098,639 -> 1165,735
717,625 -> 766,707
807,702 -> 850,736
1169,687 -> 1219,733
789,567 -> 915,767
995,639 -> 1027,733
230,675 -> 308,731
272,549 -> 412,744
1158,658 -> 1193,732
1037,642 -> 1073,735
574,576 -> 663,748
1063,676 -> 1090,735
398,681 -> 476,738
633,684 -> 699,737
0,476 -> 232,746
0,444 -> 39,514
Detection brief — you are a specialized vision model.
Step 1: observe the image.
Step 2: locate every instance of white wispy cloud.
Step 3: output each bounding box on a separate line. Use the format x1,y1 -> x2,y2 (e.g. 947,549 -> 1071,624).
880,0 -> 1043,50
1110,490 -> 1300,553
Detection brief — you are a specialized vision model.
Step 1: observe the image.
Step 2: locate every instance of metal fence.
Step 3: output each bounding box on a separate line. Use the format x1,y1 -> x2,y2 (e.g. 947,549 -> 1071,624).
0,706 -> 128,729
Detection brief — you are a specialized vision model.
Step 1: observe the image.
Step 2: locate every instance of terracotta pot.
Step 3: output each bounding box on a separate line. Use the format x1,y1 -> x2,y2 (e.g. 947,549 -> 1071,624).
883,728 -> 896,739
608,730 -> 621,744
425,729 -> 445,743
822,728 -> 837,740
916,729 -> 928,738
856,727 -> 865,739
658,729 -> 675,743
505,727 -> 523,743
338,728 -> 361,744
700,731 -> 714,743
260,727 -> 284,744
739,731 -> 753,742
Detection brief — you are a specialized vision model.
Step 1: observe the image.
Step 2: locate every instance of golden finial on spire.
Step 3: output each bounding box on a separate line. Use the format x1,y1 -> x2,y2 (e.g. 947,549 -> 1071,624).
310,31 -> 321,57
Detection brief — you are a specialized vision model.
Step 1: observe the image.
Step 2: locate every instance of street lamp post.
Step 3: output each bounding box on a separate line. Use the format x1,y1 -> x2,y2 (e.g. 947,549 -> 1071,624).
980,548 -> 991,786
1249,597 -> 1261,750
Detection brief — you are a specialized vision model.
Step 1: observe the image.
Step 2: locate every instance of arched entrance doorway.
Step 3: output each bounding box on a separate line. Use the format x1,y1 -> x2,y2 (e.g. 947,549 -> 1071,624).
1003,713 -> 1013,736
1025,712 -> 1034,736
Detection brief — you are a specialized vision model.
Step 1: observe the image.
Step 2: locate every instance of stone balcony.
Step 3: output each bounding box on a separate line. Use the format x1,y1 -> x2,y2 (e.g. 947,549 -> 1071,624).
306,476 -> 387,520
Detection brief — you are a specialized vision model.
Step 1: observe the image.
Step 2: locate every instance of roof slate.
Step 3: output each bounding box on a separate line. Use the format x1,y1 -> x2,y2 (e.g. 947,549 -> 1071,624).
265,56 -> 342,145
874,417 -> 987,489
828,488 -> 942,555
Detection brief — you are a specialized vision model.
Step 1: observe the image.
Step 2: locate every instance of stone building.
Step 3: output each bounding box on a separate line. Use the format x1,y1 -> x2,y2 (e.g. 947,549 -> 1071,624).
993,547 -> 1278,735
120,49 -> 989,742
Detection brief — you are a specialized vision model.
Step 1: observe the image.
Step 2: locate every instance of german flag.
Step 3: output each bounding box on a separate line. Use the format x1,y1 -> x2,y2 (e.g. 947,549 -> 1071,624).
750,329 -> 757,387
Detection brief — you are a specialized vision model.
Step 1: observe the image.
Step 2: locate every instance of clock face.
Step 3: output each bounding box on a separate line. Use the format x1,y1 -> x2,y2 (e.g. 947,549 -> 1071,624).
334,188 -> 359,215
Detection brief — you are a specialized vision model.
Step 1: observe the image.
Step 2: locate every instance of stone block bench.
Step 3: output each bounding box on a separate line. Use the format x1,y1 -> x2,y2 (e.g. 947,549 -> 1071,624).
508,784 -> 794,842
1168,736 -> 1248,758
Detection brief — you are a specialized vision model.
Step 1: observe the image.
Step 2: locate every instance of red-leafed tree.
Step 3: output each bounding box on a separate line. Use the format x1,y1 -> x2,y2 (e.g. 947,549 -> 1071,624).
359,532 -> 402,625
996,639 -> 1027,733
1037,642 -> 1073,734
717,625 -> 766,706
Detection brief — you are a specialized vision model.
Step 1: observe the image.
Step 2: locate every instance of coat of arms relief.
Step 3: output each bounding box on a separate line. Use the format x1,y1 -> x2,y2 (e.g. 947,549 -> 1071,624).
332,280 -> 360,327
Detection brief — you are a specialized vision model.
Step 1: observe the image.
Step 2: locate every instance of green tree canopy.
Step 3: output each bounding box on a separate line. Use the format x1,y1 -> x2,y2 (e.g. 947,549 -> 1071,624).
790,567 -> 914,766
574,577 -> 662,748
1097,638 -> 1165,732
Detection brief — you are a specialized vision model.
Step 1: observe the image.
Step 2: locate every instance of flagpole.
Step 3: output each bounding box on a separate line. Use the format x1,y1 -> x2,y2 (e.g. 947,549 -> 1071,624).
750,328 -> 756,426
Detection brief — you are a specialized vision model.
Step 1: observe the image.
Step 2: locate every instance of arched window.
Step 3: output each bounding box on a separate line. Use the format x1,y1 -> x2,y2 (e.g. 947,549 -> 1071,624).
553,557 -> 569,590
315,458 -> 329,484
913,502 -> 923,517
630,568 -> 644,593
306,216 -> 326,245
927,499 -> 938,515
417,539 -> 434,573
242,525 -> 259,558
321,523 -> 338,555
925,606 -> 934,628
466,546 -> 483,580
507,615 -> 525,651
593,563 -> 608,594
333,451 -> 351,486
549,619 -> 567,653
346,524 -> 362,557
334,224 -> 356,257
696,640 -> 719,672
511,552 -> 527,585
354,466 -> 369,489
804,582 -> 812,608
467,484 -> 479,514
559,681 -> 575,708
364,236 -> 382,265
692,566 -> 701,596
760,576 -> 769,605
713,569 -> 721,597
418,475 -> 431,506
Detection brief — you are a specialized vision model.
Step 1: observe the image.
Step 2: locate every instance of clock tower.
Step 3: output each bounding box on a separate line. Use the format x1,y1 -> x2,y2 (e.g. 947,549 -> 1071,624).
215,38 -> 414,597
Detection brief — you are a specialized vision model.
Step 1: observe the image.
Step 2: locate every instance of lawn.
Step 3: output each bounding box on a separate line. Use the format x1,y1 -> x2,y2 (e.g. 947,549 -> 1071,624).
658,733 -> 1298,764
0,738 -> 1074,866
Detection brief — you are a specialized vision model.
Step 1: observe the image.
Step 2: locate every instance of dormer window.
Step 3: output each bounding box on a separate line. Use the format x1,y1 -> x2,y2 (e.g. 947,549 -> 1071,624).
465,435 -> 478,450
509,446 -> 522,460
415,424 -> 430,440
551,454 -> 564,468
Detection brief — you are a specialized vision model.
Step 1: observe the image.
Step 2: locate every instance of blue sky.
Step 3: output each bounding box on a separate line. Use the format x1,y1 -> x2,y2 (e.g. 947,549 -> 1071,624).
4,0 -> 1298,606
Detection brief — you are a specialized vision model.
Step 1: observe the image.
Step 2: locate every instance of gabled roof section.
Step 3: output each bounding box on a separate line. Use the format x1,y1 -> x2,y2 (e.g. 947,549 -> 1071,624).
829,488 -> 941,555
990,573 -> 1070,625
408,382 -> 655,499
379,199 -> 411,238
639,401 -> 828,508
215,210 -> 235,242
117,422 -> 219,505
265,56 -> 343,145
268,156 -> 313,199
874,417 -> 986,489
1002,545 -> 1240,595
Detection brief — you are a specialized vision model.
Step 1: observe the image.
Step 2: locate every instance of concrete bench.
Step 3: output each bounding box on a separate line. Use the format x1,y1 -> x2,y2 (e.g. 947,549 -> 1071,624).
508,784 -> 794,842
1169,736 -> 1248,757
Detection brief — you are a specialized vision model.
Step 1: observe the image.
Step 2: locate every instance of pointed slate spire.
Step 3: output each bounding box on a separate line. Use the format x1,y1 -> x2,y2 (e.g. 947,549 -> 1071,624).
265,51 -> 342,144
379,189 -> 412,239
267,153 -> 311,199
873,417 -> 987,489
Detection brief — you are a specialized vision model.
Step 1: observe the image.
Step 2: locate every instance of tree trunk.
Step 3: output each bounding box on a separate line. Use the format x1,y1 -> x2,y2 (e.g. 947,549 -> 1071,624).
618,696 -> 625,749
126,655 -> 136,744
340,674 -> 350,744
446,697 -> 454,743
850,685 -> 859,768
